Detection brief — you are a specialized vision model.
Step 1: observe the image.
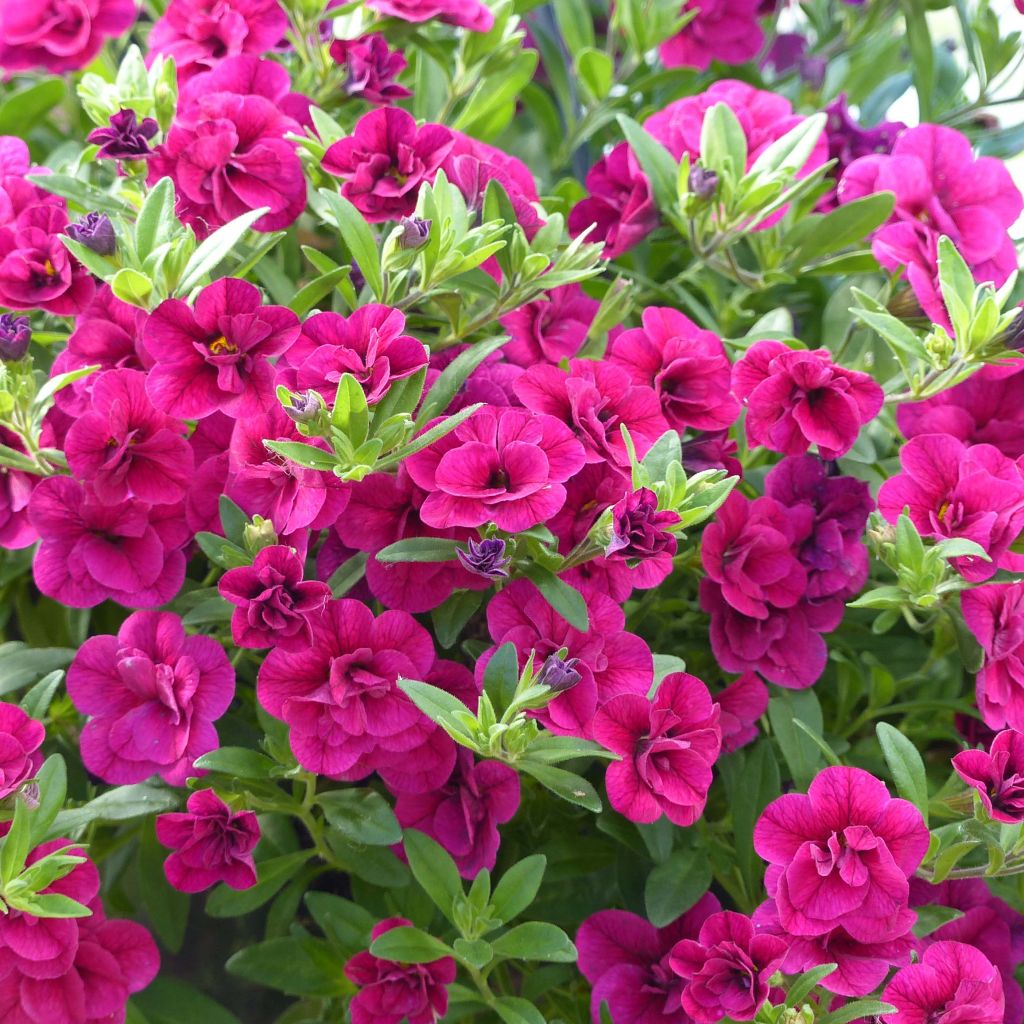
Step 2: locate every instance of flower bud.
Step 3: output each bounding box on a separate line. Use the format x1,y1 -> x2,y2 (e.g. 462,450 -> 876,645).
66,212 -> 116,256
243,515 -> 279,554
998,307 -> 1024,351
688,166 -> 718,200
535,654 -> 582,694
283,389 -> 323,425
0,314 -> 31,362
398,217 -> 431,250
456,538 -> 511,579
88,108 -> 159,160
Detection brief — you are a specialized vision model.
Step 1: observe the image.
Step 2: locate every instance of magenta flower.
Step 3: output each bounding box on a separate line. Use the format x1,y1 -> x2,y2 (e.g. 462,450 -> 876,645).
257,599 -> 440,779
606,487 -> 680,569
733,340 -> 883,459
608,307 -> 740,432
823,95 -> 904,206
952,729 -> 1024,823
515,359 -> 668,470
0,426 -> 38,551
877,433 -> 1024,582
144,278 -> 300,419
334,468 -> 486,613
0,204 -> 95,315
148,91 -> 306,236
700,578 -> 828,689
576,896 -> 721,1024
148,0 -> 288,80
669,911 -> 787,1022
500,284 -> 599,367
682,429 -> 742,478
881,941 -> 1004,1024
322,108 -> 454,223
0,0 -> 137,73
659,0 -> 764,70
395,749 -> 520,878
840,125 -> 1022,326
67,610 -> 235,786
219,545 -> 331,652
568,143 -> 658,258
0,702 -> 43,799
702,491 -> 808,619
482,580 -> 653,739
156,789 -> 260,893
276,305 -> 427,406
365,0 -> 493,32
28,478 -> 188,609
754,766 -> 930,943
0,839 -> 159,1022
753,898 -> 913,997
594,672 -> 721,827
227,405 -> 350,538
64,369 -> 193,506
345,917 -> 457,1024
765,456 -> 873,604
898,364 -> 1024,459
331,34 -> 411,105
404,405 -> 586,532
962,583 -> 1024,731
88,109 -> 159,161
717,671 -> 769,753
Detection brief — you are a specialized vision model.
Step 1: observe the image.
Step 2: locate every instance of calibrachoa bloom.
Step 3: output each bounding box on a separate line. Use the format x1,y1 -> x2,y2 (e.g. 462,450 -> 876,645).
669,911 -> 787,1022
322,108 -> 454,223
576,896 -> 721,1024
144,278 -> 301,419
365,0 -> 492,31
962,583 -> 1024,731
156,789 -> 260,893
952,729 -> 1024,822
733,340 -> 884,459
345,917 -> 457,1024
754,766 -> 930,942
0,425 -> 38,549
606,487 -> 680,574
499,284 -> 599,367
394,749 -> 520,878
881,940 -> 1005,1024
405,405 -> 587,532
716,671 -> 769,753
0,0 -> 137,73
331,34 -> 411,105
218,544 -> 331,652
67,610 -> 235,786
0,702 -> 43,799
593,672 -> 722,826
88,109 -> 159,161
659,0 -> 764,70
608,306 -> 739,432
0,841 -> 159,1024
878,433 -> 1024,582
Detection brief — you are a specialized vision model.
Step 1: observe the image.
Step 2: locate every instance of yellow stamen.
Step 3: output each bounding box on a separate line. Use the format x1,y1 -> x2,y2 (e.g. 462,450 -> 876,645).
208,335 -> 237,355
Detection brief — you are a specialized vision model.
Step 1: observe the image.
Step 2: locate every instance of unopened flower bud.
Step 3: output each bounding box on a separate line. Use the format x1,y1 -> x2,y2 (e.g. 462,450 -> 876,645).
66,212 -> 116,256
998,307 -> 1024,351
535,654 -> 582,694
457,537 -> 510,579
0,314 -> 31,362
88,108 -> 159,160
283,389 -> 323,424
243,515 -> 278,554
398,217 -> 431,250
688,166 -> 718,200
19,783 -> 40,810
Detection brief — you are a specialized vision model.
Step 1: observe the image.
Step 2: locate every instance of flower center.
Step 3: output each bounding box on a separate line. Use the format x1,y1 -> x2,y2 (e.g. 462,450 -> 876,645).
208,335 -> 238,355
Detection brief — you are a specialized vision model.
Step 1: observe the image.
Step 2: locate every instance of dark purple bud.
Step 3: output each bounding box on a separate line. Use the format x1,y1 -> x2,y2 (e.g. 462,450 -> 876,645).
0,314 -> 31,362
65,212 -> 116,256
999,307 -> 1024,351
350,261 -> 366,293
606,488 -> 680,563
535,654 -> 581,694
331,33 -> 411,105
88,108 -> 159,160
824,94 -> 905,174
457,537 -> 510,579
799,55 -> 827,91
688,166 -> 718,200
283,389 -> 323,424
681,430 -> 741,477
398,217 -> 431,250
761,32 -> 808,75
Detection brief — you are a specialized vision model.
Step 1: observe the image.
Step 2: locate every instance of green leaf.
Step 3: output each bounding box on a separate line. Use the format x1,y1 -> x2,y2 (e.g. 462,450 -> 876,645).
288,267 -> 350,316
217,495 -> 248,546
51,783 -> 180,837
522,567 -> 589,632
262,440 -> 337,470
331,372 -> 370,447
644,846 -> 713,927
495,997 -> 548,1024
139,825 -> 190,954
490,855 -> 546,924
9,892 -> 90,918
790,191 -> 896,266
382,403 -> 483,468
617,115 -> 679,214
483,641 -> 521,713
376,538 -> 462,563
369,925 -> 454,963
192,747 -> 276,780
747,113 -> 826,178
328,551 -> 368,597
519,761 -> 602,812
175,207 -> 270,295
27,172 -> 132,217
768,690 -> 825,790
576,48 -> 613,100
19,670 -> 64,721
432,590 -> 484,648
819,1000 -> 896,1024
134,978 -> 243,1024
0,79 -> 65,136
403,829 -> 463,921
0,644 -> 74,697
491,922 -> 577,963
454,937 -> 493,968
912,904 -> 963,937
900,0 -> 934,119
699,102 -> 748,179
30,754 -> 67,844
305,892 -> 375,953
784,963 -> 838,1008
318,788 -> 401,846
1,797 -> 31,883
317,190 -> 383,299
415,335 -> 508,428
876,722 -> 929,821
206,852 -> 309,918
225,937 -> 347,997
398,678 -> 476,744
135,177 -> 178,261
